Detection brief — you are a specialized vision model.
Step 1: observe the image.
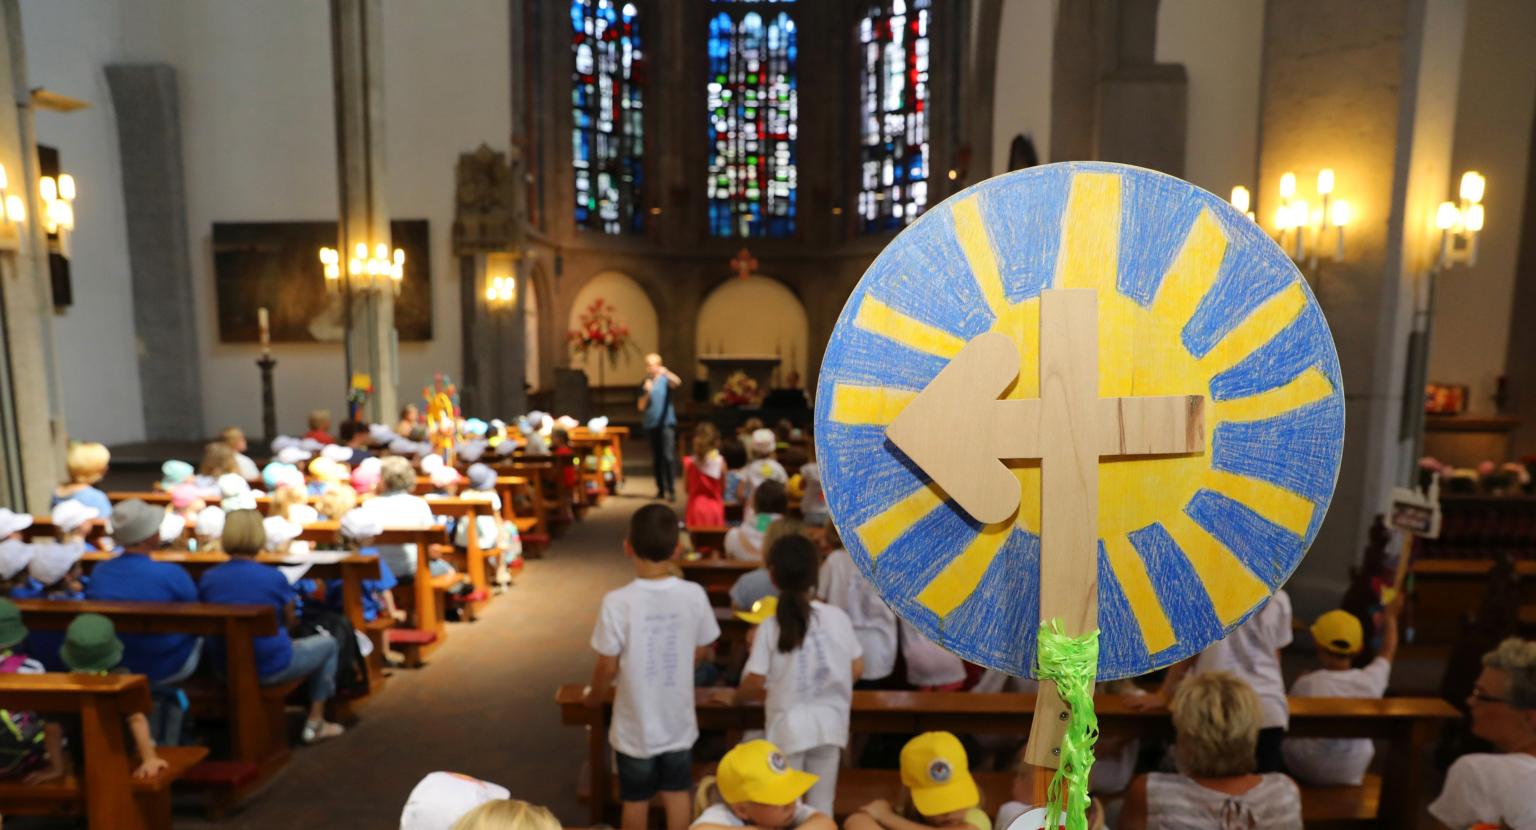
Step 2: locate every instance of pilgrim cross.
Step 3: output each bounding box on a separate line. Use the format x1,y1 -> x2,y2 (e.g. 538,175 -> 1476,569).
730,247 -> 758,280
885,288 -> 1206,766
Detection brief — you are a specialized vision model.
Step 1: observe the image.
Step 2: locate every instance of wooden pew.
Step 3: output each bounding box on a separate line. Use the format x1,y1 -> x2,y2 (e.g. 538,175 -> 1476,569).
15,600 -> 289,813
567,435 -> 610,504
499,456 -> 582,526
681,557 -> 759,607
573,425 -> 628,488
498,475 -> 548,556
1411,558 -> 1536,647
687,526 -> 730,558
0,673 -> 208,829
556,686 -> 1458,827
21,518 -> 111,546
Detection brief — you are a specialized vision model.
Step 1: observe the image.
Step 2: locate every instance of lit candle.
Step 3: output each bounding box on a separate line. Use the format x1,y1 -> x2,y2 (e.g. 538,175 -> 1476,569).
257,307 -> 270,355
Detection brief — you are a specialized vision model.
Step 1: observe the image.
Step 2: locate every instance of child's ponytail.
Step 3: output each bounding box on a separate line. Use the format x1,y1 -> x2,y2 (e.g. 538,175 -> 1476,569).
767,534 -> 818,653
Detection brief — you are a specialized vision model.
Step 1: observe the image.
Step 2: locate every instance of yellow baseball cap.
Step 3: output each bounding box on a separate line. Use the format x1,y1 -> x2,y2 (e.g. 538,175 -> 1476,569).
1310,609 -> 1363,655
900,732 -> 980,816
735,596 -> 778,625
717,740 -> 818,806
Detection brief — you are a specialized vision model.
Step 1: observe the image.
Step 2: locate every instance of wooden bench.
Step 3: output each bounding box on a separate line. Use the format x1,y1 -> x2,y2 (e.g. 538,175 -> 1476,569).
0,673 -> 208,829
500,456 -> 582,525
681,556 -> 760,607
16,600 -> 292,813
573,425 -> 628,488
1411,558 -> 1536,647
556,686 -> 1457,827
21,517 -> 111,546
497,475 -> 549,556
687,526 -> 730,557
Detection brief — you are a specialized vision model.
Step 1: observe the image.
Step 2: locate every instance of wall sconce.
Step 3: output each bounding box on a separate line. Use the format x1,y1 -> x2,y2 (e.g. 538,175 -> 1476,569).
1229,186 -> 1254,221
1273,169 -> 1350,269
1435,171 -> 1485,270
319,242 -> 405,294
485,274 -> 516,309
39,174 -> 76,237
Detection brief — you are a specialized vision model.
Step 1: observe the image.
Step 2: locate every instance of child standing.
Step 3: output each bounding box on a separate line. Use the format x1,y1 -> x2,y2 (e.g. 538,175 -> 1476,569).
1282,597 -> 1402,785
816,523 -> 897,685
691,739 -> 834,830
846,732 -> 990,830
685,423 -> 727,527
737,535 -> 863,816
585,504 -> 721,830
742,430 -> 788,524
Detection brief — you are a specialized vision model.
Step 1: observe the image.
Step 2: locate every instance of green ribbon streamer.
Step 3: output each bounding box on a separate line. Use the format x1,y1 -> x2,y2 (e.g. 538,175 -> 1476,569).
1036,619 -> 1100,830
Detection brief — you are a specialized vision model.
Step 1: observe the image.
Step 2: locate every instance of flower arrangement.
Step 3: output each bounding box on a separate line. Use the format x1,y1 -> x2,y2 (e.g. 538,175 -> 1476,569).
568,298 -> 635,364
713,371 -> 762,408
347,373 -> 373,422
1419,455 -> 1535,495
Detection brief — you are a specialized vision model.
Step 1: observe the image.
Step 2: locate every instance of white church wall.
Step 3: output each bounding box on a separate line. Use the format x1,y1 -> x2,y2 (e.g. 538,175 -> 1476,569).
21,0 -> 147,446
989,0 -> 1054,174
20,0 -> 509,444
1155,0 -> 1265,198
695,276 -> 809,385
1427,0 -> 1536,418
567,271 -> 659,389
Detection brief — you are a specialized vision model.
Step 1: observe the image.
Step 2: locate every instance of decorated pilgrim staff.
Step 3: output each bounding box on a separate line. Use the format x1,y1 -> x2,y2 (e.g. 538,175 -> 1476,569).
814,162 -> 1345,826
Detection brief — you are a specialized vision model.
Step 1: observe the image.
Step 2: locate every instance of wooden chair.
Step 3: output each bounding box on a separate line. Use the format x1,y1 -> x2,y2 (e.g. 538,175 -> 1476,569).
0,673 -> 208,829
557,685 -> 1459,827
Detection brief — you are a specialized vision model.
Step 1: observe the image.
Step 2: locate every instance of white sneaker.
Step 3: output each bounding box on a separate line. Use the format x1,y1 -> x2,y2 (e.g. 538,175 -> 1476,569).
302,720 -> 345,744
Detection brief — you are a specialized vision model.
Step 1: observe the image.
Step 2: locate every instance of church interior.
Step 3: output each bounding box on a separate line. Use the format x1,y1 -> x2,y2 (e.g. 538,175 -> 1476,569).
0,0 -> 1534,828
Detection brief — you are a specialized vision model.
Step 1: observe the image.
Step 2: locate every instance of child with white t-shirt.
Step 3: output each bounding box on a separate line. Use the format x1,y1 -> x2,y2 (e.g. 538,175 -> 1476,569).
815,523 -> 896,684
1283,597 -> 1401,785
1139,590 -> 1293,773
741,429 -> 788,525
586,504 -> 722,830
725,481 -> 788,561
690,739 -> 834,830
737,535 -> 863,816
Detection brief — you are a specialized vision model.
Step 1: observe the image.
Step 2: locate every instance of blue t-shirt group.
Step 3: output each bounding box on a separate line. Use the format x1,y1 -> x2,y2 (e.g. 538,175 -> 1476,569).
84,552 -> 199,682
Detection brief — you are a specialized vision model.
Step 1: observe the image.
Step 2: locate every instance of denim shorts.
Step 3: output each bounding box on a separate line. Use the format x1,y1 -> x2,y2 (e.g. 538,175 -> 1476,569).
616,749 -> 693,802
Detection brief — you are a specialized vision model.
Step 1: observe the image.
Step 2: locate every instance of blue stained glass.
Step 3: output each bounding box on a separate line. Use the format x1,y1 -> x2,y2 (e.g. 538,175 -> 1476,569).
858,0 -> 932,234
571,0 -> 644,235
707,7 -> 798,238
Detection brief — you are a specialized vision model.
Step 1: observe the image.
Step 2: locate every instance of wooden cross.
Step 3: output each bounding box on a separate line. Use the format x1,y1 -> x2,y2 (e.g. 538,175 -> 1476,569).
730,247 -> 758,280
886,287 -> 1205,770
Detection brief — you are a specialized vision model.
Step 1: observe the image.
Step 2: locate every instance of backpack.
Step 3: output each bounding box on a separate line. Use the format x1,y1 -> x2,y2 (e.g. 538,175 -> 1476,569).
0,652 -> 46,777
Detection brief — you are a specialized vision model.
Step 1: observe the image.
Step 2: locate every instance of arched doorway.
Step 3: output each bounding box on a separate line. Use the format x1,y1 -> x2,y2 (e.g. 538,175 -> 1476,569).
566,271 -> 660,389
695,275 -> 810,385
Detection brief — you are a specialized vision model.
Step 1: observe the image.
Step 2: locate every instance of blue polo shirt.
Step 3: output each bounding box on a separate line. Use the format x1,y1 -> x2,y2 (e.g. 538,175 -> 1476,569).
197,559 -> 294,679
84,552 -> 198,683
325,546 -> 396,622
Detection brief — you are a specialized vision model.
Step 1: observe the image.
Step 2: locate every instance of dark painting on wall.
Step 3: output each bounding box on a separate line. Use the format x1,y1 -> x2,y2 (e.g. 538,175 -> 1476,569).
213,220 -> 432,343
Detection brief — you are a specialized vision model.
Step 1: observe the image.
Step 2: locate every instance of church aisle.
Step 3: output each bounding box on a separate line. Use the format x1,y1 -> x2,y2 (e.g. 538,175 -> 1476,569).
175,485 -> 652,829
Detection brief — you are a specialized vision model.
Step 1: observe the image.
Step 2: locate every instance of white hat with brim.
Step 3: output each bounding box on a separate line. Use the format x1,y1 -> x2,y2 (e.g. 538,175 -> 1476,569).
27,540 -> 85,586
340,509 -> 383,541
262,516 -> 302,549
276,447 -> 312,466
399,771 -> 511,830
195,505 -> 226,539
321,444 -> 352,463
159,513 -> 187,545
0,538 -> 34,580
0,509 -> 34,538
50,501 -> 98,534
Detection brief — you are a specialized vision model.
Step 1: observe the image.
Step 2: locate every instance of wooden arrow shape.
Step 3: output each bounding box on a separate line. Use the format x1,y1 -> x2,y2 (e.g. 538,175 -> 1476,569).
885,331 -> 1040,526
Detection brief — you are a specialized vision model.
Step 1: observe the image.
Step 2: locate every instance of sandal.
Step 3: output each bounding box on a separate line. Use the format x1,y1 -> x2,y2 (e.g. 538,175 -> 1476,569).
302,720 -> 345,744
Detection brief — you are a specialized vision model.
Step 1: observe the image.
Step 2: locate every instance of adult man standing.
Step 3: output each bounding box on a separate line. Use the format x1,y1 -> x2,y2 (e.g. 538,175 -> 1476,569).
638,353 -> 681,500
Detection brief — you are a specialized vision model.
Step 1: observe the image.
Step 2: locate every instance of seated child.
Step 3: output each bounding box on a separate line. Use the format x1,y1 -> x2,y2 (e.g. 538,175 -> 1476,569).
730,517 -> 807,612
721,440 -> 749,510
305,409 -> 337,445
398,770 -> 512,830
20,536 -> 87,601
462,463 -> 521,590
42,613 -> 170,780
194,505 -> 226,552
585,503 -> 720,830
691,739 -> 834,830
1282,596 -> 1402,785
159,459 -> 194,492
53,442 -> 114,518
0,510 -> 37,596
726,481 -> 788,561
551,428 -> 581,496
741,430 -> 788,524
449,799 -> 562,830
846,732 -> 990,830
797,450 -> 826,526
900,620 -> 967,691
316,482 -> 360,521
0,599 -> 59,783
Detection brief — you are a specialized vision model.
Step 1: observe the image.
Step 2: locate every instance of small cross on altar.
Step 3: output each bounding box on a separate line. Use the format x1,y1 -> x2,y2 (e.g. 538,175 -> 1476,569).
730,247 -> 758,280
886,287 -> 1206,768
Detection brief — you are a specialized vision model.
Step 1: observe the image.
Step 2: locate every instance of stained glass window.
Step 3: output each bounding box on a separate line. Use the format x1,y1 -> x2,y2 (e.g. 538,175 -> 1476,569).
572,0 -> 644,234
858,0 -> 931,234
707,7 -> 798,238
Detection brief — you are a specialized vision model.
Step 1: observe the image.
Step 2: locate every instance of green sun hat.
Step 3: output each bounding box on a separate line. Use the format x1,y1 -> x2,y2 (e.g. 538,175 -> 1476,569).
0,597 -> 26,650
60,613 -> 123,673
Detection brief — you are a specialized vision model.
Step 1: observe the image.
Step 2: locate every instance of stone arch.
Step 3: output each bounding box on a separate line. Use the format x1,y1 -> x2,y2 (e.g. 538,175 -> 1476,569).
695,275 -> 810,384
524,264 -> 549,392
566,270 -> 660,387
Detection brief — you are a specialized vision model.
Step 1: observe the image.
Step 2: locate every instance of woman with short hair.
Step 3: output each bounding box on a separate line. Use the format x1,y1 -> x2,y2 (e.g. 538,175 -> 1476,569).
53,442 -> 113,517
1120,671 -> 1302,829
353,456 -> 435,580
199,510 -> 344,744
1429,637 -> 1536,829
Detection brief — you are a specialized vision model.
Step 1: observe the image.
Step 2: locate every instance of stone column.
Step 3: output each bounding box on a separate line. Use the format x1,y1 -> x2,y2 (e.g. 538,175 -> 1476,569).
451,144 -> 525,417
330,0 -> 396,423
104,64 -> 204,442
0,0 -> 64,509
1256,0 -> 1467,614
